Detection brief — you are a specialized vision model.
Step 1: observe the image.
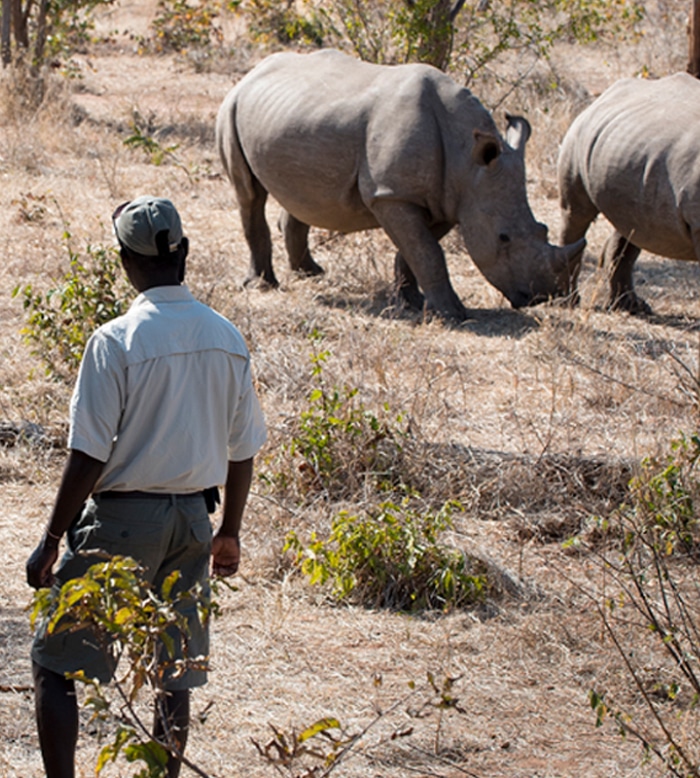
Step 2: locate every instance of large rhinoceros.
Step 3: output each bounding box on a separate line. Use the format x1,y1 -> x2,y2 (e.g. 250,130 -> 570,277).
558,72 -> 700,314
216,49 -> 585,320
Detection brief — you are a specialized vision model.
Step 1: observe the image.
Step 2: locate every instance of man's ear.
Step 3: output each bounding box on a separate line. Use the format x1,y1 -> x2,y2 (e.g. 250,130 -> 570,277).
178,237 -> 189,282
119,245 -> 142,290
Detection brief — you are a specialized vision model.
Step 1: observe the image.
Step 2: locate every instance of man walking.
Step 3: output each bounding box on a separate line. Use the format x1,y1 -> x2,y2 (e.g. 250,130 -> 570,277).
26,195 -> 267,777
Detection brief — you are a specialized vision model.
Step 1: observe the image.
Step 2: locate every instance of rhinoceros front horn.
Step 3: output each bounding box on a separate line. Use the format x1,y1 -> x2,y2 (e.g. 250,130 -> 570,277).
549,236 -> 586,300
555,237 -> 586,273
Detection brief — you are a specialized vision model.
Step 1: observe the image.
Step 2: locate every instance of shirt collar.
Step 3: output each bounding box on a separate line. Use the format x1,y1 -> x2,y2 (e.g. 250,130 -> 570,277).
131,285 -> 195,308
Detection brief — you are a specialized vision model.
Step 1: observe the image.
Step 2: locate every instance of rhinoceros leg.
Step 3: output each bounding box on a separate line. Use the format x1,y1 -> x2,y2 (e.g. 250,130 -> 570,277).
601,230 -> 647,314
239,177 -> 278,288
278,210 -> 324,276
393,222 -> 453,312
373,201 -> 468,321
393,253 -> 423,310
559,175 -> 599,302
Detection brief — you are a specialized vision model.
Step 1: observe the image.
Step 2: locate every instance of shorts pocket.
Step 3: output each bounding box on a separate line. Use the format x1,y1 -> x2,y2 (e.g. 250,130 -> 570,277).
75,498 -> 168,560
190,514 -> 213,547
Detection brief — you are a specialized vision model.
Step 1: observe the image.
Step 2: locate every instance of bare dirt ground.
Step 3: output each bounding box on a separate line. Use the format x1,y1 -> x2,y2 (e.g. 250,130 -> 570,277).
1,2 -> 700,776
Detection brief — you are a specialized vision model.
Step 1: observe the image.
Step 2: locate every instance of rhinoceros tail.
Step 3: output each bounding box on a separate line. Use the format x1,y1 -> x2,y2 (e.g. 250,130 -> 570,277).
215,86 -> 257,205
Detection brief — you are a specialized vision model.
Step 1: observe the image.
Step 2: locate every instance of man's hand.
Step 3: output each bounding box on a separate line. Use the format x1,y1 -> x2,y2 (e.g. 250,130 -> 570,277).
26,538 -> 59,589
25,448 -> 103,590
212,458 -> 254,577
211,534 -> 240,577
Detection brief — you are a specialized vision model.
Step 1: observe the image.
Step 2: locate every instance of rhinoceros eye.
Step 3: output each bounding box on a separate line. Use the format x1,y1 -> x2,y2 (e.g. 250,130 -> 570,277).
499,233 -> 510,243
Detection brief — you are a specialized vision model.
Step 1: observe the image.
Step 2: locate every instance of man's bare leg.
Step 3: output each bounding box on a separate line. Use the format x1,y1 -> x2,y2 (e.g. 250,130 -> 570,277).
33,660 -> 78,778
154,689 -> 190,778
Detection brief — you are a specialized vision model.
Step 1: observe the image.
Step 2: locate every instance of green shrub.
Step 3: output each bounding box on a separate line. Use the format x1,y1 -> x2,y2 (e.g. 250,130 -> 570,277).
234,0 -> 324,46
148,0 -> 224,53
587,508 -> 700,777
3,0 -> 114,79
569,433 -> 700,777
274,0 -> 645,77
285,499 -> 487,611
124,123 -> 180,166
626,433 -> 700,553
13,233 -> 132,378
42,0 -> 119,63
30,555 -> 219,777
261,335 -> 409,500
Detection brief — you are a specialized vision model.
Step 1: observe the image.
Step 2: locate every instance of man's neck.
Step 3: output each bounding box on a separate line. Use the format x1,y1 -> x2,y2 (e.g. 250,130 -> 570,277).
139,279 -> 181,291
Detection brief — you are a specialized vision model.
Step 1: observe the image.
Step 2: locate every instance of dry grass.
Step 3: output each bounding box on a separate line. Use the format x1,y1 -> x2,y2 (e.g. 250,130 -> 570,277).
2,2 -> 700,776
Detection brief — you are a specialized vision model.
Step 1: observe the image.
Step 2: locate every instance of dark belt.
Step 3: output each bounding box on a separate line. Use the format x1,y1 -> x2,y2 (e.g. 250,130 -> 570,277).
96,487 -> 219,513
96,491 -> 204,500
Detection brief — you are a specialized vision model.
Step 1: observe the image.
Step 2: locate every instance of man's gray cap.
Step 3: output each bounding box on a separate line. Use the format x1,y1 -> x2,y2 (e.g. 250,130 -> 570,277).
113,196 -> 183,257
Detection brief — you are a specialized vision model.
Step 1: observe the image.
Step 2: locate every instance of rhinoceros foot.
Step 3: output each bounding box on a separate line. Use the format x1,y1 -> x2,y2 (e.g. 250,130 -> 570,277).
390,259 -> 470,321
292,259 -> 325,278
419,291 -> 471,322
243,271 -> 279,290
608,291 -> 652,316
392,281 -> 425,313
389,282 -> 470,322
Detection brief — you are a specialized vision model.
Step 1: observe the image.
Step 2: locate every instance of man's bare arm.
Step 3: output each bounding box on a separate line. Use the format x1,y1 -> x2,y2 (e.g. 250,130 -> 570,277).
211,457 -> 254,577
26,449 -> 104,589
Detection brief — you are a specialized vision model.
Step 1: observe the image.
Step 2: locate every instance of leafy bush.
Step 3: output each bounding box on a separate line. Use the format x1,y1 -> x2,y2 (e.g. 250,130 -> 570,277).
122,111 -> 198,181
447,0 -> 642,97
148,0 -> 224,53
587,515 -> 700,777
626,433 -> 700,553
570,433 -> 700,777
43,0 -> 115,59
259,0 -> 645,80
30,555 -> 218,777
262,335 -> 409,500
1,0 -> 114,77
285,498 -> 487,611
252,671 -> 469,774
124,123 -> 180,166
252,716 -> 348,775
13,233 -> 132,377
233,0 -> 324,46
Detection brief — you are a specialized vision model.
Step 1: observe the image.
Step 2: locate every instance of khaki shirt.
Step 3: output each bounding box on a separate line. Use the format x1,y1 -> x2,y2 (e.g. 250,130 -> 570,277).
68,285 -> 267,493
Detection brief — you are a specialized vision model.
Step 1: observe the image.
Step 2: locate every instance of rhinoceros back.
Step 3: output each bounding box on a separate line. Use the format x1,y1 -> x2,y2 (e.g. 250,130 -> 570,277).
217,49 -> 497,233
560,73 -> 700,260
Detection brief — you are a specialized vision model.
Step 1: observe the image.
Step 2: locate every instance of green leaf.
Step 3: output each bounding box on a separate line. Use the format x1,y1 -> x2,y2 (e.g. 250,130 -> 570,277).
160,570 -> 181,600
298,717 -> 342,743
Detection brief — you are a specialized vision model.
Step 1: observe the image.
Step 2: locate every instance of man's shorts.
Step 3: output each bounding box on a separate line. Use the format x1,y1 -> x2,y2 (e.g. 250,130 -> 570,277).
32,492 -> 213,691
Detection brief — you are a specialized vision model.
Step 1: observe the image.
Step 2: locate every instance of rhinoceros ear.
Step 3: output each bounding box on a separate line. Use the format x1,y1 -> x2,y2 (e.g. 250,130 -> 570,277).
505,114 -> 531,154
472,130 -> 502,167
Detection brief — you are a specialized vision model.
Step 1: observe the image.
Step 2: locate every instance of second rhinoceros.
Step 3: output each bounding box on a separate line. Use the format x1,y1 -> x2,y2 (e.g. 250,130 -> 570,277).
216,49 -> 584,321
558,72 -> 700,314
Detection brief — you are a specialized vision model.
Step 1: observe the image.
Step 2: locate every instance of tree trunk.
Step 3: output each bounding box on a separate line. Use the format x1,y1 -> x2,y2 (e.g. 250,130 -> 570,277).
415,0 -> 454,70
30,0 -> 48,77
688,0 -> 700,77
11,0 -> 28,48
1,0 -> 11,66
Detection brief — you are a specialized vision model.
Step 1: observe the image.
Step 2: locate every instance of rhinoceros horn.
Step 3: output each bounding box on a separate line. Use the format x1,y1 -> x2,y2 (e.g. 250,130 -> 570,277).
550,236 -> 587,302
504,236 -> 586,309
558,236 -> 586,271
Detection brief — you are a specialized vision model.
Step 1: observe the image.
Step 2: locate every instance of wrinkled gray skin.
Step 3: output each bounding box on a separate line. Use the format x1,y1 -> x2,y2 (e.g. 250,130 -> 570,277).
559,72 -> 700,314
217,49 -> 585,320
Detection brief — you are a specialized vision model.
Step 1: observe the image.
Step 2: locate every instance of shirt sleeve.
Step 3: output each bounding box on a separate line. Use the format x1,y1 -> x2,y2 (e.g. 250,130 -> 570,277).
227,359 -> 267,462
67,330 -> 127,463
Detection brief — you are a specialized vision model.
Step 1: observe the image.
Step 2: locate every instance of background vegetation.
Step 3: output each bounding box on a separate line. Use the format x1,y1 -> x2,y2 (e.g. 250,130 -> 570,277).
1,0 -> 700,776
